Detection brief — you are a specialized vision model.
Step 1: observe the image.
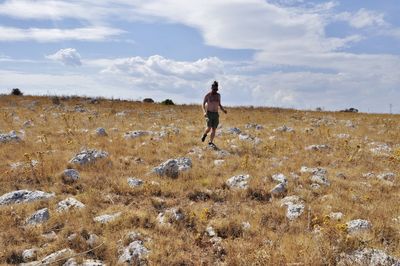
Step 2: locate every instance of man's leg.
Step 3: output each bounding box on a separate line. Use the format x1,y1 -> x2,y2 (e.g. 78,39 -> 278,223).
210,127 -> 216,143
202,127 -> 211,142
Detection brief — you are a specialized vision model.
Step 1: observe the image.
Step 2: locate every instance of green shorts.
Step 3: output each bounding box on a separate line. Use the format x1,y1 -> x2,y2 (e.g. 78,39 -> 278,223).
206,111 -> 219,129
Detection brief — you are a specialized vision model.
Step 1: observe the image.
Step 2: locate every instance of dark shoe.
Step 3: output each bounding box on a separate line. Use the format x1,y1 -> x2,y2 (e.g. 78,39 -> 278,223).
208,142 -> 216,148
201,134 -> 207,142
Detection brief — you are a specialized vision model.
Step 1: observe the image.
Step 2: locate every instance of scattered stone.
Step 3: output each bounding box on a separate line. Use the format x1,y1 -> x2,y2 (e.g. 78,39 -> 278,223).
300,166 -> 327,176
82,259 -> 106,266
369,142 -> 392,156
337,248 -> 400,266
22,248 -> 38,262
124,130 -> 153,139
305,144 -> 329,151
127,177 -> 144,187
336,173 -> 347,179
270,182 -> 287,196
340,120 -> 355,128
280,196 -> 305,220
23,120 -> 34,128
70,148 -> 108,165
157,208 -> 184,225
239,133 -> 262,144
226,127 -> 241,135
95,127 -> 107,136
40,248 -> 75,264
226,174 -> 250,189
57,197 -> 85,212
115,111 -> 128,117
214,159 -> 225,166
67,233 -> 78,241
118,240 -> 149,264
10,160 -> 39,170
310,174 -> 330,186
26,208 -> 50,225
346,219 -> 372,234
336,133 -> 350,139
74,105 -> 87,112
329,212 -> 344,221
310,183 -> 321,190
216,149 -> 231,158
242,221 -> 251,230
271,173 -> 287,184
86,233 -> 99,248
0,130 -> 21,143
273,125 -> 294,132
377,172 -> 396,182
62,169 -> 80,183
245,123 -> 263,130
0,190 -> 55,205
153,157 -> 192,178
93,212 -> 122,224
286,204 -> 305,221
362,172 -> 375,178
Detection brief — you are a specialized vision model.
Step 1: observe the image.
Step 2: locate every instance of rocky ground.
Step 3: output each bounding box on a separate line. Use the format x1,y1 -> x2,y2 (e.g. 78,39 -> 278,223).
0,95 -> 399,265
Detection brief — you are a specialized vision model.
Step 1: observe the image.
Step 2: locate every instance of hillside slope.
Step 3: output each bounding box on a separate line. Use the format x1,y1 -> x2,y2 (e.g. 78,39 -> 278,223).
0,95 -> 399,265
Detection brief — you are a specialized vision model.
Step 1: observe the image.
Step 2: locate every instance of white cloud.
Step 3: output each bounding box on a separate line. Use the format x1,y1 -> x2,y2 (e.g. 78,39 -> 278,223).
335,8 -> 387,29
46,48 -> 82,66
0,26 -> 124,42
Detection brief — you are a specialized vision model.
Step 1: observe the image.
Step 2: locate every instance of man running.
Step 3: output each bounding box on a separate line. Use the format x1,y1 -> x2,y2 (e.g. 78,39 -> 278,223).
201,81 -> 227,148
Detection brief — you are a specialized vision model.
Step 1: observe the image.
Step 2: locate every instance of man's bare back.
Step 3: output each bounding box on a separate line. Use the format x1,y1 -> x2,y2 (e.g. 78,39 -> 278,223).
204,92 -> 221,112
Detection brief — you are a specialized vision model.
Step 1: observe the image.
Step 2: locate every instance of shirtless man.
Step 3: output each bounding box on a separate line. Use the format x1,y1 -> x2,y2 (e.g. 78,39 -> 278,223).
201,81 -> 227,147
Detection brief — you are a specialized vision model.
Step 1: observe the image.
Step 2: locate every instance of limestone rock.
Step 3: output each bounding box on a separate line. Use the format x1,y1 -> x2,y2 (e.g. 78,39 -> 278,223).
95,127 -> 107,136
273,125 -> 294,132
226,127 -> 241,135
270,182 -> 287,196
26,208 -> 50,225
22,248 -> 38,262
70,149 -> 108,165
271,173 -> 287,184
0,130 -> 21,143
153,157 -> 192,178
377,172 -> 396,182
57,197 -> 85,212
226,174 -> 250,189
93,212 -> 122,224
62,169 -> 80,183
40,248 -> 75,264
118,240 -> 149,264
305,144 -> 329,151
124,130 -> 153,139
346,219 -> 372,233
157,208 -> 184,225
280,196 -> 305,220
127,177 -> 144,187
337,248 -> 400,266
0,190 -> 55,205
310,174 -> 330,186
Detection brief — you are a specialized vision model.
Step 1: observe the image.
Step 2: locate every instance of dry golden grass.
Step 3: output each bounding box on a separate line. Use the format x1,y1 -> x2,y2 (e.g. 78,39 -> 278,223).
0,95 -> 399,265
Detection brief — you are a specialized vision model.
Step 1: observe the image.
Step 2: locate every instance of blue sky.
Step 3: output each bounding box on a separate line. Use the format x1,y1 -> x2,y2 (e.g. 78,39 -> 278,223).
0,0 -> 399,113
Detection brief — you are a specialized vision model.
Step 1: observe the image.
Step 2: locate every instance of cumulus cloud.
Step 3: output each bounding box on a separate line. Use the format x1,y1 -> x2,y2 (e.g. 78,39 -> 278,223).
46,48 -> 82,66
335,8 -> 387,29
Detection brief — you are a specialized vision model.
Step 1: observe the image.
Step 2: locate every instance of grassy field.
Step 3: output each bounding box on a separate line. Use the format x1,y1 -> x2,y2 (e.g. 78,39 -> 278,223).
0,95 -> 399,265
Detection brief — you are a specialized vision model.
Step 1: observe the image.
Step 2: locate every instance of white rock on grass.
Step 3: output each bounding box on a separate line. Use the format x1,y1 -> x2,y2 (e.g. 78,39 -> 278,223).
369,142 -> 392,156
95,127 -> 107,136
157,208 -> 184,225
226,174 -> 250,189
127,177 -> 144,187
226,127 -> 241,135
124,130 -> 153,139
300,166 -> 327,176
0,131 -> 21,143
153,157 -> 192,178
238,134 -> 262,145
273,125 -> 294,132
377,172 -> 396,182
346,219 -> 372,233
40,248 -> 75,264
81,259 -> 106,266
245,123 -> 263,130
336,133 -> 350,139
362,172 -> 375,178
270,182 -> 287,196
280,196 -> 305,220
118,240 -> 149,264
305,144 -> 330,151
23,120 -> 34,128
70,149 -> 108,165
214,159 -> 225,166
62,169 -> 80,183
57,197 -> 85,212
337,248 -> 400,266
310,174 -> 330,186
26,208 -> 50,225
22,248 -> 38,262
0,190 -> 55,205
329,212 -> 344,221
93,212 -> 122,224
271,173 -> 287,184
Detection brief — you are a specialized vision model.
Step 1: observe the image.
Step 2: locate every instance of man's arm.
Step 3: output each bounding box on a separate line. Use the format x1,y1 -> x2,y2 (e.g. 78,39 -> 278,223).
219,95 -> 227,114
202,95 -> 208,116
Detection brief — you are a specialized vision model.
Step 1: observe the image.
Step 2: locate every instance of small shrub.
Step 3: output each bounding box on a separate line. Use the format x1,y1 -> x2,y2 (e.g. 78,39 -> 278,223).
143,98 -> 154,103
52,96 -> 61,105
161,99 -> 174,105
11,88 -> 23,96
